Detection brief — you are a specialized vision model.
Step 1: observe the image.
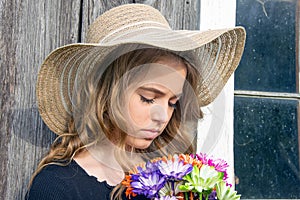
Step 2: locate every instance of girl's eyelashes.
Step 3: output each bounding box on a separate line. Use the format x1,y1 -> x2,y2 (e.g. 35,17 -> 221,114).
168,102 -> 177,109
140,95 -> 155,104
140,95 -> 177,109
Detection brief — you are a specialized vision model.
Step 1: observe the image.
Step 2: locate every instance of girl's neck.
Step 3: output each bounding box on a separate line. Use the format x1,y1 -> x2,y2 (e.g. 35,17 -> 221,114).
74,148 -> 124,186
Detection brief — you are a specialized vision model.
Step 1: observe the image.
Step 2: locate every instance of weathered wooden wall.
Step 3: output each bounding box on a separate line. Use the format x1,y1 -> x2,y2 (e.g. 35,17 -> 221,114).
0,0 -> 200,199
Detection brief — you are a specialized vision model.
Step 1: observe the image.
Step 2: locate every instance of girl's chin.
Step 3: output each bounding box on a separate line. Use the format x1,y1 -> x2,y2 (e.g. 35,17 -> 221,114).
127,138 -> 154,150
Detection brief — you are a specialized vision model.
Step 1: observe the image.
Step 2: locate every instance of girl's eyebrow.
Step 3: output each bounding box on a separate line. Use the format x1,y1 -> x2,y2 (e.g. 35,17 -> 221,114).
138,86 -> 182,99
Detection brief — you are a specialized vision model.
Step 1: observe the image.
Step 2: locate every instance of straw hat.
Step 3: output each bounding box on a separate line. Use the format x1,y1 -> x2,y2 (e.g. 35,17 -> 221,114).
36,3 -> 246,135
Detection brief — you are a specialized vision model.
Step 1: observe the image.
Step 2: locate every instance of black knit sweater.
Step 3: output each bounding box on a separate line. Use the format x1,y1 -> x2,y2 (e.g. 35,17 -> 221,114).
25,160 -> 147,200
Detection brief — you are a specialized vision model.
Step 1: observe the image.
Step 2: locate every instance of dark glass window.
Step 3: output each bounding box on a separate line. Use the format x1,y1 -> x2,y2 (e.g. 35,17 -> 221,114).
235,0 -> 296,92
234,0 -> 300,198
234,97 -> 299,198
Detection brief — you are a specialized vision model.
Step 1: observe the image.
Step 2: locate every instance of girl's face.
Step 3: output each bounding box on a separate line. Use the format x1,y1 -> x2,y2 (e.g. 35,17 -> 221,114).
124,56 -> 187,149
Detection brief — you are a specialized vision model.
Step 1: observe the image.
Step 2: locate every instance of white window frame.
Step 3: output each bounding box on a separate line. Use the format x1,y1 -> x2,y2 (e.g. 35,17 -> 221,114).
196,0 -> 237,185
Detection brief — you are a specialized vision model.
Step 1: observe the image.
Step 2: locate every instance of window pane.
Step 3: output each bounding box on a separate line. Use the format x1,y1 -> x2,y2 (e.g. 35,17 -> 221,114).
235,0 -> 296,93
234,97 -> 300,198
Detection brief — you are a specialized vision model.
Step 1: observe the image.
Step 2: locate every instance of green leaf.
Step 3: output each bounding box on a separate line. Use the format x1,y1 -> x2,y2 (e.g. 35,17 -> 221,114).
178,183 -> 194,191
216,181 -> 241,200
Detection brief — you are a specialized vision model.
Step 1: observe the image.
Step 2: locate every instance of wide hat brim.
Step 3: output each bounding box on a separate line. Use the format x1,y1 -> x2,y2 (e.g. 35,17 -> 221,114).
37,22 -> 246,135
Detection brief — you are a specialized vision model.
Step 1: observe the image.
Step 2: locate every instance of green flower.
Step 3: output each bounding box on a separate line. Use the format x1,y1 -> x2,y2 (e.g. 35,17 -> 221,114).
179,165 -> 224,193
216,181 -> 241,200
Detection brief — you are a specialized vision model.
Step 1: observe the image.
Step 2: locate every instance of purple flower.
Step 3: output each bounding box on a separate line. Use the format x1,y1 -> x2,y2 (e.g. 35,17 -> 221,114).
154,196 -> 177,200
136,161 -> 160,178
122,154 -> 239,200
213,159 -> 229,172
196,153 -> 229,181
212,158 -> 229,182
131,172 -> 166,198
208,190 -> 217,200
196,153 -> 214,166
157,155 -> 193,180
196,154 -> 228,171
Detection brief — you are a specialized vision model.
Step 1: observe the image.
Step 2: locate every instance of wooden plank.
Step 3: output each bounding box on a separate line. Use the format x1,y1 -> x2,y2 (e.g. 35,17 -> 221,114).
0,0 -> 200,199
136,0 -> 200,30
81,0 -> 133,42
0,1 -> 14,198
182,0 -> 200,30
0,0 -> 82,199
81,0 -> 201,40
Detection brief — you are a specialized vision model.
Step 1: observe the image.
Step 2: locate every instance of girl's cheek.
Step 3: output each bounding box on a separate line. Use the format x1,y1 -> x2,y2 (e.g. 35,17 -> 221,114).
128,96 -> 150,126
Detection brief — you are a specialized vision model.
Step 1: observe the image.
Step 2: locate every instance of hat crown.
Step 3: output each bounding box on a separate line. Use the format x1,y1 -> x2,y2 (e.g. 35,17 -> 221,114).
36,3 -> 246,134
86,4 -> 171,44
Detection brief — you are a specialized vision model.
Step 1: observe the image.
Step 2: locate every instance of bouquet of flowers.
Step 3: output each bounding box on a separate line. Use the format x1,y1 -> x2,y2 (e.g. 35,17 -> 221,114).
122,153 -> 241,200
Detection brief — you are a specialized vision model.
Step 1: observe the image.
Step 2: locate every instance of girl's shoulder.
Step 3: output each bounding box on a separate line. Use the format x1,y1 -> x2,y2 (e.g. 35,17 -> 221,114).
25,160 -> 114,200
40,160 -> 87,178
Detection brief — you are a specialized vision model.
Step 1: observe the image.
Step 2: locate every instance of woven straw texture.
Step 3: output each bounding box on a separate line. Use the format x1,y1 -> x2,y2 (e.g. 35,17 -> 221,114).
36,4 -> 246,134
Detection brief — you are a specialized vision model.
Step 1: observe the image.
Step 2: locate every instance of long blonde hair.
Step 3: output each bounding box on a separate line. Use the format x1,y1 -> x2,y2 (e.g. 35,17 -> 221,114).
30,46 -> 203,198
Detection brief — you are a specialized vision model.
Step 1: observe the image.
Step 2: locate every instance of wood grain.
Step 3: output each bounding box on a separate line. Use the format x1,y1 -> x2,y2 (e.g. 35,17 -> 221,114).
81,0 -> 132,42
135,0 -> 200,30
0,0 -> 200,199
0,0 -> 81,199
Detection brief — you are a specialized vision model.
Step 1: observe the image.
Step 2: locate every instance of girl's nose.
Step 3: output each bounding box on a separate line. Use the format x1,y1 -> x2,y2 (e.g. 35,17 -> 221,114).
150,104 -> 168,124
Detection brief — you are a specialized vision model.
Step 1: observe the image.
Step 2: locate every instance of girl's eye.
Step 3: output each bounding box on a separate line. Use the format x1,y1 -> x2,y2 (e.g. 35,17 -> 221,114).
140,95 -> 177,109
168,102 -> 177,109
140,95 -> 155,104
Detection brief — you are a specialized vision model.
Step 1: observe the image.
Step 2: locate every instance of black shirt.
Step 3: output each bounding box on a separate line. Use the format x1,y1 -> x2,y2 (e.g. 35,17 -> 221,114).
25,160 -> 147,200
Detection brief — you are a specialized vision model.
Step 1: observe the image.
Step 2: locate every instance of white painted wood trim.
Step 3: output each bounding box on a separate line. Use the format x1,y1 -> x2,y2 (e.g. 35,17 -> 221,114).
196,0 -> 237,185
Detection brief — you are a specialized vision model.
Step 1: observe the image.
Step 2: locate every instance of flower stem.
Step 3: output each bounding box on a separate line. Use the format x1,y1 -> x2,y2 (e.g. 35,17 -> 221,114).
184,192 -> 188,200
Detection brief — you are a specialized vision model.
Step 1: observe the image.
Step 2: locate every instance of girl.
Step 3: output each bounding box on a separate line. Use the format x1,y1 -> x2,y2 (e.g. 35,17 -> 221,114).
26,3 -> 246,200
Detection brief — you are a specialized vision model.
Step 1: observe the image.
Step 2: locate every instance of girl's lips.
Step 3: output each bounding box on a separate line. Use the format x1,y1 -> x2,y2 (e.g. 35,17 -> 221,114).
143,129 -> 160,133
141,129 -> 160,140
